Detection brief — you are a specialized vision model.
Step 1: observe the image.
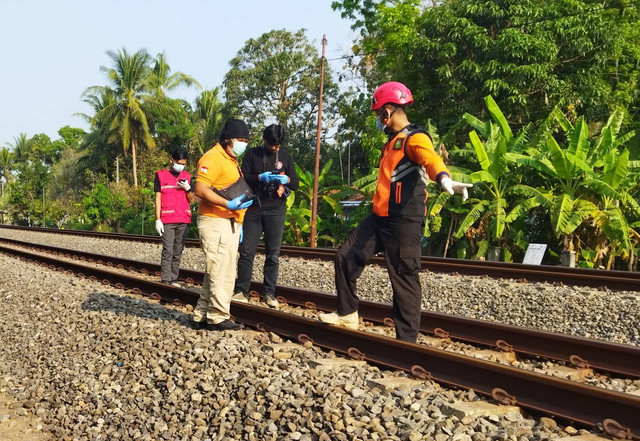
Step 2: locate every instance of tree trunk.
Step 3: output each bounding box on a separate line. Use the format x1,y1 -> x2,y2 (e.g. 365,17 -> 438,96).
132,137 -> 139,187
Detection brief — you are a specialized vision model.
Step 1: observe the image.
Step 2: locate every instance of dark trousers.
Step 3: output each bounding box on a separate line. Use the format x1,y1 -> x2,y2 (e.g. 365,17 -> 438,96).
235,205 -> 286,296
335,214 -> 423,342
160,223 -> 188,282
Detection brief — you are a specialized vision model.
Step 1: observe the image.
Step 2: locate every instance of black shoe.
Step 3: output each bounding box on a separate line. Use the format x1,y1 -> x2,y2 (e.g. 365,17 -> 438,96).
190,320 -> 208,330
211,319 -> 244,331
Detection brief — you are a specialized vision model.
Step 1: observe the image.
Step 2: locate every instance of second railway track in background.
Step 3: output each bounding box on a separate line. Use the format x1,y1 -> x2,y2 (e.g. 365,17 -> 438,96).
1,236 -> 639,439
2,224 -> 639,291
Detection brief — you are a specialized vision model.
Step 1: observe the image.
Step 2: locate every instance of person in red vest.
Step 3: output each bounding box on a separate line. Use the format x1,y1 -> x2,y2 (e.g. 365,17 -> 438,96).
154,146 -> 195,286
319,81 -> 472,342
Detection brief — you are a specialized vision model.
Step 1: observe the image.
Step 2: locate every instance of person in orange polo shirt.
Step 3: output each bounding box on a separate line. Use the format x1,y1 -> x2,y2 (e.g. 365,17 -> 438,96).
192,119 -> 253,331
319,81 -> 472,342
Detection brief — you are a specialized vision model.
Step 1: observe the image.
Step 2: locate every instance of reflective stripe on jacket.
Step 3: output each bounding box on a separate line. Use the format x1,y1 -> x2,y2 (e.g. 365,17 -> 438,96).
157,169 -> 192,224
373,125 -> 450,217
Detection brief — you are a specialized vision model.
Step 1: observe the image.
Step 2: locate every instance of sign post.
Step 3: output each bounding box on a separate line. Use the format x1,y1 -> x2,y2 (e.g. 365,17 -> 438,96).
522,243 -> 547,265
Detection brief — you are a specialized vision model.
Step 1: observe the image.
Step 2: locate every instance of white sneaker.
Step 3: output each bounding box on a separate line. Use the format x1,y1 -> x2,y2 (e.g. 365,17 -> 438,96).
231,292 -> 249,303
318,311 -> 359,330
264,293 -> 279,308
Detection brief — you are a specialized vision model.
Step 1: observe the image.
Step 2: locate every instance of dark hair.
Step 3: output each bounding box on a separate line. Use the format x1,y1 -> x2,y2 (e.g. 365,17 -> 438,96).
263,124 -> 285,146
172,146 -> 189,160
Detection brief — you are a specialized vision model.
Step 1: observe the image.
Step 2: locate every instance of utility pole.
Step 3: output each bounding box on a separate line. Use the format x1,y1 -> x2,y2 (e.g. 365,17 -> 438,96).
348,143 -> 351,186
42,187 -> 45,226
310,34 -> 327,248
116,156 -> 120,184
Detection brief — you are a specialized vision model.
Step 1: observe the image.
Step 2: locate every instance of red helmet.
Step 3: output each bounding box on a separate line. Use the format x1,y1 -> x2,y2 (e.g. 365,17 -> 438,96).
370,81 -> 414,110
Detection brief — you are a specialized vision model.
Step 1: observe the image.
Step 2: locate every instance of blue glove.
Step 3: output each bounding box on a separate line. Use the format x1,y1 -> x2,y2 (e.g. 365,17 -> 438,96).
226,195 -> 253,210
239,225 -> 243,243
259,172 -> 275,183
273,174 -> 289,185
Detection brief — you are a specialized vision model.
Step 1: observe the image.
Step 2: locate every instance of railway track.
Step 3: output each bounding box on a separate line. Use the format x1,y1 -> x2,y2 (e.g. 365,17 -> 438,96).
2,224 -> 639,291
1,237 -> 639,439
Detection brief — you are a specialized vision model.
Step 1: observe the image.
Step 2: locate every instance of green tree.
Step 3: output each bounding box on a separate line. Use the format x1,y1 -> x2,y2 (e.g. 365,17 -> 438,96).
148,52 -> 201,98
0,147 -> 13,185
223,29 -> 340,168
515,108 -> 639,266
191,88 -> 224,155
7,133 -> 33,162
452,96 -> 539,260
77,88 -> 121,179
82,180 -> 126,230
83,48 -> 163,187
334,0 -> 640,130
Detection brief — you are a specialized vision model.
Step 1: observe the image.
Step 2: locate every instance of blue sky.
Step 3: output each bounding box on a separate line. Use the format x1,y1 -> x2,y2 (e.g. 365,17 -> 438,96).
0,0 -> 357,146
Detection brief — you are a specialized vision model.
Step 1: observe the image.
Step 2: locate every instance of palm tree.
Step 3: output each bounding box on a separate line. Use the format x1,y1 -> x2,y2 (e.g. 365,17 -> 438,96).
76,88 -> 120,176
191,88 -> 224,154
83,48 -> 160,187
6,133 -> 33,162
149,52 -> 201,98
0,147 -> 13,185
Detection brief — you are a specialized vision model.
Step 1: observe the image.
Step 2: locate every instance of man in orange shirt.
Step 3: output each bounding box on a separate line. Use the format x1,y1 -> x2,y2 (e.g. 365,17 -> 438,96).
192,119 -> 253,331
320,81 -> 472,342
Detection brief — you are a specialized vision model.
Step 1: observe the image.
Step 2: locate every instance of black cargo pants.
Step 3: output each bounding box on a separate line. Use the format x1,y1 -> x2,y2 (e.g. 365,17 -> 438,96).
335,214 -> 423,342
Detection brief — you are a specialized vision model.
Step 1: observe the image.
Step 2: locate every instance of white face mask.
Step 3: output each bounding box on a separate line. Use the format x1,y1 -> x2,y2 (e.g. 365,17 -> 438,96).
375,116 -> 387,132
230,140 -> 248,157
172,163 -> 185,172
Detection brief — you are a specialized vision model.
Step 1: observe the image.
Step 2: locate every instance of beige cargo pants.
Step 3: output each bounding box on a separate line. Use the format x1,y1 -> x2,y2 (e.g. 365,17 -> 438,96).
193,215 -> 240,324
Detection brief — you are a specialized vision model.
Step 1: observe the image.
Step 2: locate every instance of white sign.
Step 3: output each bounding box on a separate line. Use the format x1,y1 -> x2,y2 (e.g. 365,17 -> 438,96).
522,243 -> 547,265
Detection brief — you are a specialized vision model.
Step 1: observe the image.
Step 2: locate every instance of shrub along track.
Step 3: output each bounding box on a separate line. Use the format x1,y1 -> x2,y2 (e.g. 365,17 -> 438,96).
0,237 -> 639,439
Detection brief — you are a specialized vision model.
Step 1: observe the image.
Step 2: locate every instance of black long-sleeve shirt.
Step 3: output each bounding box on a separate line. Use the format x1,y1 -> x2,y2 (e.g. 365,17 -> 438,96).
241,146 -> 299,211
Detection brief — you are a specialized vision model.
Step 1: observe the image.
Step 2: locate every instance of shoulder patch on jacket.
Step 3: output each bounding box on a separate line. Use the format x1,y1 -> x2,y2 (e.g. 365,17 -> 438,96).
392,139 -> 403,150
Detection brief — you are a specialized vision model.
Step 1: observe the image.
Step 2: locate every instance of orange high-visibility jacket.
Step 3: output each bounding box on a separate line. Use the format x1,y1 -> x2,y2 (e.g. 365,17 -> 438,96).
373,125 -> 450,217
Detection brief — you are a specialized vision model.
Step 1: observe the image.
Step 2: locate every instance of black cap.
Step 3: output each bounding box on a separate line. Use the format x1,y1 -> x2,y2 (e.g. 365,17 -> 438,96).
220,119 -> 249,142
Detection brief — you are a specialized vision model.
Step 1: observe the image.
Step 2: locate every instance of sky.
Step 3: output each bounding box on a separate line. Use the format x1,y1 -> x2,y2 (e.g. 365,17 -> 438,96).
0,0 -> 358,146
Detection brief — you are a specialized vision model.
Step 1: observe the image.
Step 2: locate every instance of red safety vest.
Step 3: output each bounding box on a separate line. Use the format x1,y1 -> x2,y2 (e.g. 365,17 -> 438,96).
157,169 -> 192,224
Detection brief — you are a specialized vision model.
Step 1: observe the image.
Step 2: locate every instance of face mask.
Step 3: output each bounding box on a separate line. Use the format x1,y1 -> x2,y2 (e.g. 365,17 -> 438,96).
375,115 -> 387,132
172,163 -> 185,172
231,141 -> 248,157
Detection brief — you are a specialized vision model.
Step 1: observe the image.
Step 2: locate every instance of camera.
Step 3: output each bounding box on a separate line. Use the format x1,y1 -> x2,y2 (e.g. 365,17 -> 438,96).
264,184 -> 276,195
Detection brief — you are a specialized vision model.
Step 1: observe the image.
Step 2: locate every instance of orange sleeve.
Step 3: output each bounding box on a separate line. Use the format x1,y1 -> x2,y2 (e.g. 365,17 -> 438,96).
405,133 -> 450,183
195,152 -> 220,187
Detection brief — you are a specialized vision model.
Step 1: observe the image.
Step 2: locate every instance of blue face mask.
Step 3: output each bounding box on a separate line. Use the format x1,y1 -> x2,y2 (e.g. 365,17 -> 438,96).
375,116 -> 387,132
231,141 -> 248,157
172,163 -> 185,172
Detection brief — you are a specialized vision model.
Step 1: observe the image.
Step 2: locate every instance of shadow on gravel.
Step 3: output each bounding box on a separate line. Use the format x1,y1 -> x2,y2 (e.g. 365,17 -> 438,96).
81,291 -> 192,327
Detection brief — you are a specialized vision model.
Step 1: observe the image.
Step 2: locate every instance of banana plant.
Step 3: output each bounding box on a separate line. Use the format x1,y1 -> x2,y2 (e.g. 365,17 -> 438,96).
453,96 -> 544,259
514,108 -> 638,260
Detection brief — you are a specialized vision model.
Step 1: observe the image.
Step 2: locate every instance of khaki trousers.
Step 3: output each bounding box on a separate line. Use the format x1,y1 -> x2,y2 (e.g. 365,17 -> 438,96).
193,215 -> 240,324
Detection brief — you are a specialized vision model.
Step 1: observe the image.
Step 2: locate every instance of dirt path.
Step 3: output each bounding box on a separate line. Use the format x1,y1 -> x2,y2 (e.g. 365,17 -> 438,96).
0,391 -> 51,441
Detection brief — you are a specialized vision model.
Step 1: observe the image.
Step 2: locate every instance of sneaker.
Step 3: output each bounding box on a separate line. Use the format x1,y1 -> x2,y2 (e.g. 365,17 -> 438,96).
231,292 -> 249,303
318,311 -> 359,330
264,293 -> 279,308
170,281 -> 183,288
210,319 -> 244,331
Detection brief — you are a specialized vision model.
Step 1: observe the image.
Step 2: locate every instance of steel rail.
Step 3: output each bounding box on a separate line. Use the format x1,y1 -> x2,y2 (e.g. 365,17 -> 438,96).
1,243 -> 638,439
2,237 -> 640,379
3,224 -> 640,290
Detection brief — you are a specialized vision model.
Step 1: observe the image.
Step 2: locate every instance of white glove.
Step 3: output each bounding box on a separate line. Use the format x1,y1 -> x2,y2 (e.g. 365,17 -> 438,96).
177,180 -> 191,192
155,219 -> 164,236
440,176 -> 473,202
